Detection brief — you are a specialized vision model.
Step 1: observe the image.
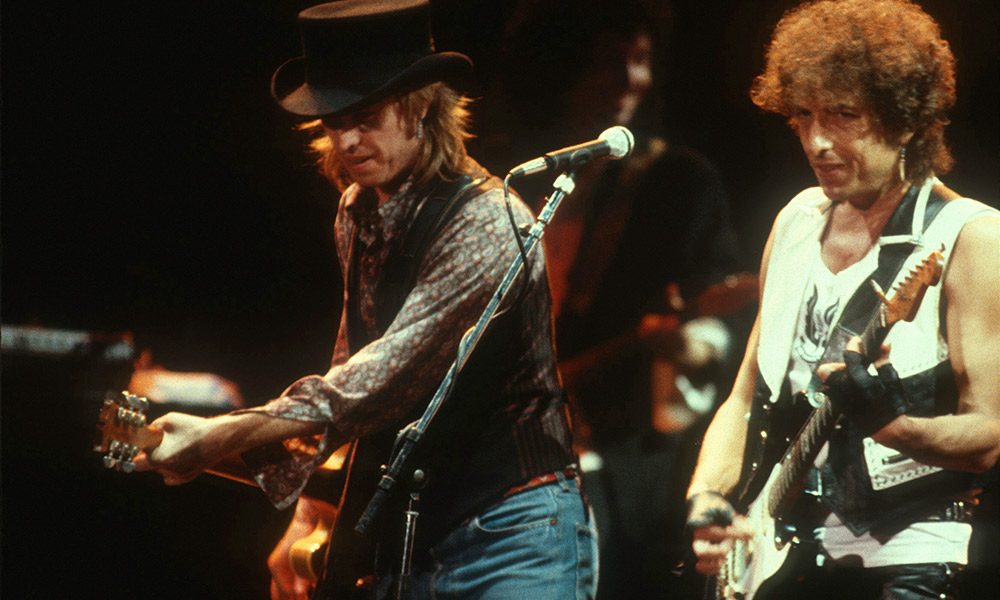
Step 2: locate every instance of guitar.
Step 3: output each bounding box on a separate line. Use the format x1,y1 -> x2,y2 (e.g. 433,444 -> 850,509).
94,392 -> 345,584
713,246 -> 945,600
558,272 -> 760,391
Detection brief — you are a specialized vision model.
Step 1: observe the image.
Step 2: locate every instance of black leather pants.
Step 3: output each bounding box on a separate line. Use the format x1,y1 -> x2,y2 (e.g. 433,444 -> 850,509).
776,560 -> 965,599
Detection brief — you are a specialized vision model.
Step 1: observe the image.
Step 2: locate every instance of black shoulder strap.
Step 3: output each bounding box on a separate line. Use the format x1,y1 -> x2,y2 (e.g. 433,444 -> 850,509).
374,175 -> 489,334
810,182 -> 947,385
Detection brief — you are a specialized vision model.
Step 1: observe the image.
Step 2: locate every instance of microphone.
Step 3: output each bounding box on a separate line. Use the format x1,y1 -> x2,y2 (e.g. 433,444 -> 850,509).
507,126 -> 635,177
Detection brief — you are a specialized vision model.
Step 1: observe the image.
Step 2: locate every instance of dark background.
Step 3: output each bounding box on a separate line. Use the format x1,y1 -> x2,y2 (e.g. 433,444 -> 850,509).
2,1 -> 997,598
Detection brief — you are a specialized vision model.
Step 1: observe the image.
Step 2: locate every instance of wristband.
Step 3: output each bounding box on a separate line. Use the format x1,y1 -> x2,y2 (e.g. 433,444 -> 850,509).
685,490 -> 734,529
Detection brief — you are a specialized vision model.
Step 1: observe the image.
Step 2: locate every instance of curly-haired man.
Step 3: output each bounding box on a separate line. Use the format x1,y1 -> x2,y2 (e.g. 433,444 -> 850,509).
685,1 -> 999,598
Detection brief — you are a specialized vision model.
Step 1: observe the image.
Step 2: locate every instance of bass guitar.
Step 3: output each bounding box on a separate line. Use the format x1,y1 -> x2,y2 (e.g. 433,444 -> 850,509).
713,246 -> 945,600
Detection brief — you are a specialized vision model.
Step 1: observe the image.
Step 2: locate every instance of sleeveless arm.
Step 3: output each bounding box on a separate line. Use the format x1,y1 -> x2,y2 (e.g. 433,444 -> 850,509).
872,214 -> 1000,473
687,223 -> 776,499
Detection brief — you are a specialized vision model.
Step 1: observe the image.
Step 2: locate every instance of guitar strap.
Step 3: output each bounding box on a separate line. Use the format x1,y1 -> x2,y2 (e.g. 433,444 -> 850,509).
309,175 -> 492,598
737,179 -> 945,508
807,178 -> 945,392
347,174 -> 487,353
242,176 -> 488,484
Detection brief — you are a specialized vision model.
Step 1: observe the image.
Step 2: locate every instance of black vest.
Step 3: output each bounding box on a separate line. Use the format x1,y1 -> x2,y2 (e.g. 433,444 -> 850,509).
345,175 -> 574,549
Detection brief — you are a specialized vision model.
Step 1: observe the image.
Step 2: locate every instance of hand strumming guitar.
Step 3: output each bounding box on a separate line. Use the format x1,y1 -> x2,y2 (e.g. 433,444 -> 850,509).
685,491 -> 753,575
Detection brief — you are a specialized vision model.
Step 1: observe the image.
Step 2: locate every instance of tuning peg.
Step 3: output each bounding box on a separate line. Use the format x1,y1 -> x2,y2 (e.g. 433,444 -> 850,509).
123,391 -> 141,410
869,280 -> 890,306
118,443 -> 141,473
105,440 -> 123,470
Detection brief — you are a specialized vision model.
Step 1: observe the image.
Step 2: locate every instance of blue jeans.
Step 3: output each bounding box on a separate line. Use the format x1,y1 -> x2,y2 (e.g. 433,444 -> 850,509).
379,470 -> 598,599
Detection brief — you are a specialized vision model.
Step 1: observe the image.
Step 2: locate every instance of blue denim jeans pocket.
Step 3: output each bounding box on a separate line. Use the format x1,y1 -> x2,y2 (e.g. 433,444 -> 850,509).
471,485 -> 559,534
409,472 -> 597,600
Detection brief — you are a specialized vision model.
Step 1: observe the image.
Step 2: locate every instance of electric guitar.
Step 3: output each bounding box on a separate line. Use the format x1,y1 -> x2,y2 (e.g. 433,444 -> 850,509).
713,246 -> 945,600
94,393 -> 345,584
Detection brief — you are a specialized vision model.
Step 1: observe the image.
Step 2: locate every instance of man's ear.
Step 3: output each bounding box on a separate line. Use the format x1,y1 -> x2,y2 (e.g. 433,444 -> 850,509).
899,131 -> 915,146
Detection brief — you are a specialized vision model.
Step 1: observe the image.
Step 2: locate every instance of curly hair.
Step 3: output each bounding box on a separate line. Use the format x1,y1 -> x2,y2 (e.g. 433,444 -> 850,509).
751,0 -> 956,182
301,82 -> 474,191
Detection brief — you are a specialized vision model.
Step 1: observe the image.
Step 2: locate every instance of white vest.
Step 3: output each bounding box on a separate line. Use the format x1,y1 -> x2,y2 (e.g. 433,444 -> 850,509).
757,179 -> 996,403
756,179 -> 997,566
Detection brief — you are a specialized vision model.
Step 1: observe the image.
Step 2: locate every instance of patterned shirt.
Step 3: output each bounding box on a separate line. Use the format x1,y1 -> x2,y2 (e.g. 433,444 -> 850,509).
238,167 -> 570,509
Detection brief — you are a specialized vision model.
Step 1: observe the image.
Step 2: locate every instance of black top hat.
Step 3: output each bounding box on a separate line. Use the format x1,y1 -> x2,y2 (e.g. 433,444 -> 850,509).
271,0 -> 472,118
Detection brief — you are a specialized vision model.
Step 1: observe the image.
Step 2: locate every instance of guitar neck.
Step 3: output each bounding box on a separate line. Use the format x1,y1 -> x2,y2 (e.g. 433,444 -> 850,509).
766,302 -> 889,516
205,455 -> 258,487
205,450 -> 346,503
856,300 -> 890,363
766,401 -> 836,516
205,444 -> 349,505
101,419 -> 345,502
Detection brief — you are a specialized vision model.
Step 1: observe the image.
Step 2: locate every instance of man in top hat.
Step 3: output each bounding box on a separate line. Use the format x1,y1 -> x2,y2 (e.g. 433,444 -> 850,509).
135,1 -> 597,599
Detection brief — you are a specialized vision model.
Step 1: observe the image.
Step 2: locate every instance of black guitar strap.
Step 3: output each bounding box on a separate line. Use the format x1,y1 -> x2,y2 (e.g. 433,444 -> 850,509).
346,175 -> 487,354
807,180 -> 946,390
310,175 -> 491,599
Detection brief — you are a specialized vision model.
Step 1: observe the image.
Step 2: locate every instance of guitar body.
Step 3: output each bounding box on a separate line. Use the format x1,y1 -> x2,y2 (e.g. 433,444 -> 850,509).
716,465 -> 793,600
314,429 -> 402,599
289,512 -> 334,583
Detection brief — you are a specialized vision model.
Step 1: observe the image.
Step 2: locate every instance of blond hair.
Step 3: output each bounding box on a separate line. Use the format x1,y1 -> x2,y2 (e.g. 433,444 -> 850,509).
301,83 -> 474,191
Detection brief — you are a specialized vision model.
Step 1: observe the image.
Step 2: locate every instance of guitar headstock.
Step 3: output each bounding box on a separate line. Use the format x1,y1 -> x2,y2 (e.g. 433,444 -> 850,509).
94,391 -> 161,473
691,272 -> 760,317
879,245 -> 945,328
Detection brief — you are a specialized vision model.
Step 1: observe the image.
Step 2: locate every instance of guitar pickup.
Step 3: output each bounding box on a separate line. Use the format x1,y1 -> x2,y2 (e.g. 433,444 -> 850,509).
880,453 -> 909,465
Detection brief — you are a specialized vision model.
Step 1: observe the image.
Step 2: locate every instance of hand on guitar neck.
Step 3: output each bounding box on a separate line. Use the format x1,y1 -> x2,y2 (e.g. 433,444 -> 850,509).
126,410 -> 285,486
558,273 -> 758,392
127,412 -> 220,485
97,391 -> 345,496
95,396 -> 270,487
816,339 -> 909,438
95,391 -> 348,594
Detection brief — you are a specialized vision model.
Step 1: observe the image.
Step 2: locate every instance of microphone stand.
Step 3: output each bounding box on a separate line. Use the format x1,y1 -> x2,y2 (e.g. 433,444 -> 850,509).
353,169 -> 579,598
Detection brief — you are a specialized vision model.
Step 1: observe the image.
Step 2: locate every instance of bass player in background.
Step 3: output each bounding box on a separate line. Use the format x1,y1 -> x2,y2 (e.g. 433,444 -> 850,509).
135,1 -> 596,599
486,1 -> 749,598
685,0 -> 1000,598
